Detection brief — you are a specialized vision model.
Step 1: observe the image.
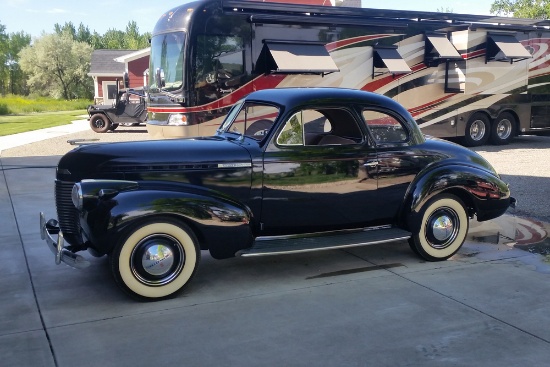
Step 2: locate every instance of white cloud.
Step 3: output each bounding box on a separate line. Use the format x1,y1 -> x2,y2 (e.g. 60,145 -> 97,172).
47,8 -> 69,14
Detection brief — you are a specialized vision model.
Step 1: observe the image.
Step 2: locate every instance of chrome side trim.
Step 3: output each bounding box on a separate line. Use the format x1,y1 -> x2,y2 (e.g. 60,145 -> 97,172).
238,236 -> 411,257
39,212 -> 90,269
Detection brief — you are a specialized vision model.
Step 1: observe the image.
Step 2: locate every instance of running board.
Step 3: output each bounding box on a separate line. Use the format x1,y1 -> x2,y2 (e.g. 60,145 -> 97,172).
238,227 -> 411,257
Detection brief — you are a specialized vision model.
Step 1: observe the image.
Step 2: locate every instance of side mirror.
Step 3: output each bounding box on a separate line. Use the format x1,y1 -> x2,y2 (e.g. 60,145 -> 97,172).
155,68 -> 165,89
122,72 -> 130,89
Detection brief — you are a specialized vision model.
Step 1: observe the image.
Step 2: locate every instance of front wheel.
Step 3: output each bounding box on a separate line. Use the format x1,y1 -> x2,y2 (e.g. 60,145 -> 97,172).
89,114 -> 111,133
409,194 -> 469,261
463,113 -> 490,147
110,219 -> 200,300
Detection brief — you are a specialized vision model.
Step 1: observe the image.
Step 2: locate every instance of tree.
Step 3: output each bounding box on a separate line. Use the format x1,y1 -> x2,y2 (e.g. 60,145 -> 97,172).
6,31 -> 31,95
490,0 -> 550,18
0,22 -> 8,95
20,34 -> 93,99
0,22 -> 30,95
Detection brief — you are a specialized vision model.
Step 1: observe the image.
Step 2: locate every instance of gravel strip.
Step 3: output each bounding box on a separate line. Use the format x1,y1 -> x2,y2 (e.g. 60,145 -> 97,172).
2,127 -> 549,222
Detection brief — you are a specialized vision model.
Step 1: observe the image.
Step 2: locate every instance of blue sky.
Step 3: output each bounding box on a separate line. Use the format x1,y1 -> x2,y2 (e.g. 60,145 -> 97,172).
1,0 -> 497,38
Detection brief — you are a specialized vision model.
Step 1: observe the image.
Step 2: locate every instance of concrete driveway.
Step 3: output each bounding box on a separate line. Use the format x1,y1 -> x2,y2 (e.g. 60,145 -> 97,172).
1,150 -> 550,366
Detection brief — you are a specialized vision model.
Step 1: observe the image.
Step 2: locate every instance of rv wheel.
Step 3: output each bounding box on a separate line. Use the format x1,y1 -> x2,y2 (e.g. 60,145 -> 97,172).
490,112 -> 516,145
464,113 -> 490,147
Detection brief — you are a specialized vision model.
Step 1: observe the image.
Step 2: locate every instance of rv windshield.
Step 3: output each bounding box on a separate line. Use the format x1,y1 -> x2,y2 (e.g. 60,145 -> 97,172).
149,32 -> 185,92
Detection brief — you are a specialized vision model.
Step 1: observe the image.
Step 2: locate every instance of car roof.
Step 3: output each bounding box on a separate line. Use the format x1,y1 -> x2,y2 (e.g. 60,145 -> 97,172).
244,87 -> 409,115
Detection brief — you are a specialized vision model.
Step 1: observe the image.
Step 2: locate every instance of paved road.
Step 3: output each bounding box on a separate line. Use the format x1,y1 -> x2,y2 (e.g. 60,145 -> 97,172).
1,129 -> 550,366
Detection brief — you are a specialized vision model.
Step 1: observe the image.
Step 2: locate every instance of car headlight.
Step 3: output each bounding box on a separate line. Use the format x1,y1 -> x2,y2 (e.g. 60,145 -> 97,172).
71,183 -> 83,210
167,113 -> 188,126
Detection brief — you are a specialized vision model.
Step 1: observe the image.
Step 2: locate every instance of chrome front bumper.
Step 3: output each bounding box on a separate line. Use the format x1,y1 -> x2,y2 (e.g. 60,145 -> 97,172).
39,212 -> 90,269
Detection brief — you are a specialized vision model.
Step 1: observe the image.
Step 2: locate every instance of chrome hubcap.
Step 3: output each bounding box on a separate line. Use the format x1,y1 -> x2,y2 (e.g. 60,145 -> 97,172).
470,120 -> 486,141
426,208 -> 460,249
142,245 -> 175,276
496,119 -> 512,139
131,234 -> 185,286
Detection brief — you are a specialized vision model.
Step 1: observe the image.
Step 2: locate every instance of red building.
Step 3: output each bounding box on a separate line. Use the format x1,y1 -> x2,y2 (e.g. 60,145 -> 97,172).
88,48 -> 150,105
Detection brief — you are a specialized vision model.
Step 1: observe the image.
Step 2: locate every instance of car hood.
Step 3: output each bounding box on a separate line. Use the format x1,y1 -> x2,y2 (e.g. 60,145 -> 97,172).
57,136 -> 252,181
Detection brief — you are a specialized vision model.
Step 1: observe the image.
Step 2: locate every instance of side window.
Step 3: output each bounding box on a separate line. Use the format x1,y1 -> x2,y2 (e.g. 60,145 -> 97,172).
445,60 -> 466,93
277,112 -> 304,145
362,109 -> 408,144
277,108 -> 361,146
194,35 -> 245,105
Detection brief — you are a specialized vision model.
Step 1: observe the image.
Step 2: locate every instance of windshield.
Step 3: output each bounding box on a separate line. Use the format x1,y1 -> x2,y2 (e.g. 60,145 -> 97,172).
149,32 -> 185,92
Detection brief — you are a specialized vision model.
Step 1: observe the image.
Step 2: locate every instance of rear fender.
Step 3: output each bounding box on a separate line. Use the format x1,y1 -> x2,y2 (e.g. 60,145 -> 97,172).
402,164 -> 511,229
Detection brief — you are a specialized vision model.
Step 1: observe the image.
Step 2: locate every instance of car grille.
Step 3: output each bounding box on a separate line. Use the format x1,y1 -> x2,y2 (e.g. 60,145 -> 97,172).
55,180 -> 82,246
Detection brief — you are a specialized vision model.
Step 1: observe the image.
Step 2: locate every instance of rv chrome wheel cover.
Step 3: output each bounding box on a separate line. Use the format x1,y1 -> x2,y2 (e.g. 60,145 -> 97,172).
496,119 -> 512,140
425,208 -> 460,249
130,234 -> 185,286
469,120 -> 486,141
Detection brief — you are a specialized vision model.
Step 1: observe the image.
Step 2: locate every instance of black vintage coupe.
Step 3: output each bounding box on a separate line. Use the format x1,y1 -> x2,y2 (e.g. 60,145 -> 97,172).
41,88 -> 514,300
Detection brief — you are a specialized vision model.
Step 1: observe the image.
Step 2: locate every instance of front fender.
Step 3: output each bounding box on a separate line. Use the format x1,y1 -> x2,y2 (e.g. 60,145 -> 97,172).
78,181 -> 253,258
403,164 -> 511,226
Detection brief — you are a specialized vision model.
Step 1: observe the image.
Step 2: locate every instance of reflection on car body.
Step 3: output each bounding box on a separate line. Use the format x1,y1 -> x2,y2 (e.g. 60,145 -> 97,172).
40,88 -> 514,300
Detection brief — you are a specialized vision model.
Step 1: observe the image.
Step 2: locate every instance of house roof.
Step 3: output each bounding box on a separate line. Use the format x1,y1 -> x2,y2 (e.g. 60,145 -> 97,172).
89,49 -> 138,76
114,48 -> 151,63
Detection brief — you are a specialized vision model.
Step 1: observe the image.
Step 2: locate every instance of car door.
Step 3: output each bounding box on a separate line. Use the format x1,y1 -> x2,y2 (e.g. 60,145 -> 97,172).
260,106 -> 380,236
361,107 -> 427,221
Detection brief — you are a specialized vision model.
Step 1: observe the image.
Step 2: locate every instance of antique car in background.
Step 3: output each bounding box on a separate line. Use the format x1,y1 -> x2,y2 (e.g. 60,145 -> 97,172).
40,88 -> 514,300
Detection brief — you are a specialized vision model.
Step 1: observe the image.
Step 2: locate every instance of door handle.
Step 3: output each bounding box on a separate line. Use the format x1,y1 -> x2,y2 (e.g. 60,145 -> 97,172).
364,161 -> 379,168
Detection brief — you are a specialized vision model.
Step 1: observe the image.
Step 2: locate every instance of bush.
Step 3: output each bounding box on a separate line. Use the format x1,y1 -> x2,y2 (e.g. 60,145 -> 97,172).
0,103 -> 9,115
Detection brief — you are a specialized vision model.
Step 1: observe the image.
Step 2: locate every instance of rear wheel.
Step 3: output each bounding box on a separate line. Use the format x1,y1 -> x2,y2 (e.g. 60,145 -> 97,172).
409,194 -> 469,261
490,112 -> 516,145
110,218 -> 200,300
89,114 -> 111,133
464,113 -> 490,147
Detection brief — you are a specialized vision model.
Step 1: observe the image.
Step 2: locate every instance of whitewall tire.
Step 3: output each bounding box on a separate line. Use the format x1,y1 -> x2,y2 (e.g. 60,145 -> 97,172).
110,219 -> 200,300
409,194 -> 468,261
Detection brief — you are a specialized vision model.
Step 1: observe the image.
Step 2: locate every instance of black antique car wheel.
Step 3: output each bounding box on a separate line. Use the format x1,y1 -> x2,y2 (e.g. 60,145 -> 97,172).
409,194 -> 468,261
89,114 -> 111,133
110,219 -> 200,299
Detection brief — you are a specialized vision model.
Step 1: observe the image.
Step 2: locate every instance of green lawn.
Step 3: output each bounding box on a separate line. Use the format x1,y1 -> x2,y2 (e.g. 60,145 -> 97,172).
0,110 -> 87,136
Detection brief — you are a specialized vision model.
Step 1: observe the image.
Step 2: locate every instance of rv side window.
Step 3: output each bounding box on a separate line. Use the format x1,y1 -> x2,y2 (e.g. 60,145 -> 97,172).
194,35 -> 245,104
445,60 -> 466,93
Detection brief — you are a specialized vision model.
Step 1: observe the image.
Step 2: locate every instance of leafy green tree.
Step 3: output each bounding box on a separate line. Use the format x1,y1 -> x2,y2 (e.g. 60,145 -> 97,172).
0,22 -> 30,95
490,0 -> 550,18
0,22 -> 8,95
19,34 -> 93,99
6,31 -> 31,94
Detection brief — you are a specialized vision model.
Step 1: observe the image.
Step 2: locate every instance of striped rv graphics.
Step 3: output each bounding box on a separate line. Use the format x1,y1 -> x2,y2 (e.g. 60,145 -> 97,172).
408,94 -> 457,117
527,39 -> 550,74
148,74 -> 287,114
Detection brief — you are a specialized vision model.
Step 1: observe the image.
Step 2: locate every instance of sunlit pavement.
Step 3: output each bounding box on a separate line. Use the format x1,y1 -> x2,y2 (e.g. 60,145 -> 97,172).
2,155 -> 550,366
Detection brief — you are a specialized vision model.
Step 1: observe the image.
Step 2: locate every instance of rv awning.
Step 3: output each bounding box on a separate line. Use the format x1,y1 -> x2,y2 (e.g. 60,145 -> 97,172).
488,34 -> 532,59
255,41 -> 339,74
373,47 -> 411,74
426,34 -> 461,59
